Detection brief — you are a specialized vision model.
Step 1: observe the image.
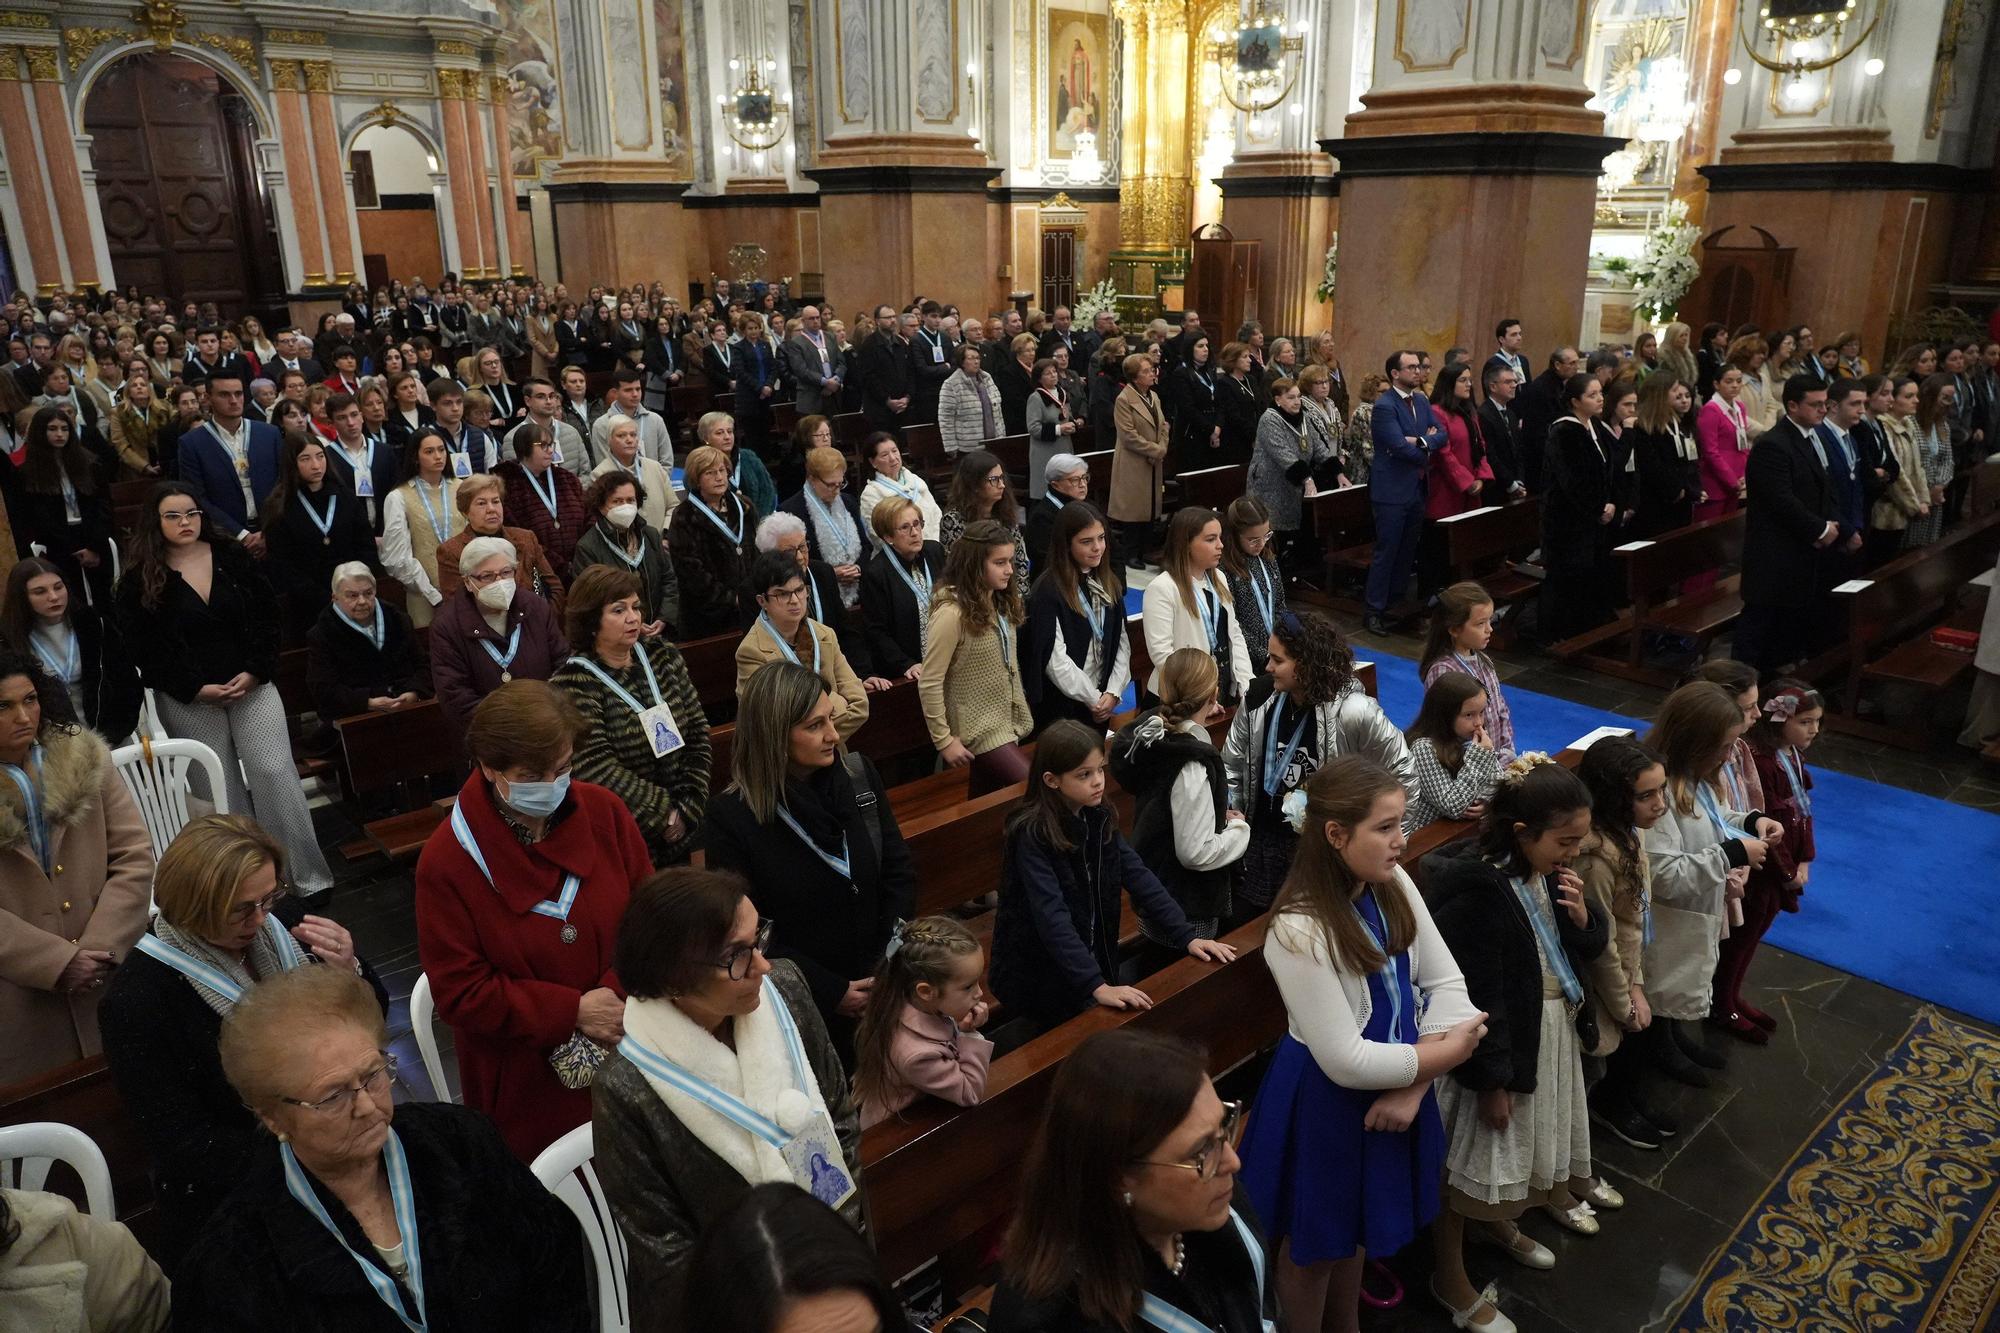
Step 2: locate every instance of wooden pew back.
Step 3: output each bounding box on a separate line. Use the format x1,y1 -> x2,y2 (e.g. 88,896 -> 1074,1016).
1617,511 -> 1745,599
1175,464 -> 1246,517
678,631 -> 741,720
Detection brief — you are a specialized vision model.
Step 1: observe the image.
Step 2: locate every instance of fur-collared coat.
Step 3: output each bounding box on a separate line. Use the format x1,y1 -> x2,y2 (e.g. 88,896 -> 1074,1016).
0,727 -> 155,1085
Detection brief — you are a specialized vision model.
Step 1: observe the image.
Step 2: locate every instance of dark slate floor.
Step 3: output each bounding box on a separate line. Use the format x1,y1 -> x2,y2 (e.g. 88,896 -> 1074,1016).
316,597 -> 1993,1332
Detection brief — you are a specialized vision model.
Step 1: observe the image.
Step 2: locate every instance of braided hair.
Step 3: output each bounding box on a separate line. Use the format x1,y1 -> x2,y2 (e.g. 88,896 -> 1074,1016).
851,915 -> 983,1114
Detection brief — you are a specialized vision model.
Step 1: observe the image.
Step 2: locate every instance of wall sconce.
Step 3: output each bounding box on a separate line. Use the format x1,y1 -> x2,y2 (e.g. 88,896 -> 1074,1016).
1208,0 -> 1303,115
1738,0 -> 1882,84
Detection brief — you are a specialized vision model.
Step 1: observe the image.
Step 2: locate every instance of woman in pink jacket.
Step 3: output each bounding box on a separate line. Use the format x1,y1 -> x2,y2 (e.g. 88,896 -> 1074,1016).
1695,363 -> 1753,524
1425,362 -> 1495,522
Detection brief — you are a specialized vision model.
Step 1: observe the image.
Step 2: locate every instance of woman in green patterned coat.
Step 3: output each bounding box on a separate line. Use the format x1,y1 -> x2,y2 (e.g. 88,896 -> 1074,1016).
551,566 -> 711,866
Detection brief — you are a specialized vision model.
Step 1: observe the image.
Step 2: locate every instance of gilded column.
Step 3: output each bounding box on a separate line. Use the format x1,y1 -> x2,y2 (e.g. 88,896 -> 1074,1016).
0,46 -> 62,291
488,73 -> 531,276
461,74 -> 499,279
270,61 -> 329,285
1113,0 -> 1151,246
436,69 -> 486,280
24,44 -> 99,289
1672,0 -> 1737,222
302,61 -> 356,284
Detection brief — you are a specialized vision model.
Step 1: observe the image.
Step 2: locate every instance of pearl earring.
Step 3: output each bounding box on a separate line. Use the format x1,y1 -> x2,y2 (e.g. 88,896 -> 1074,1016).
1123,1191 -> 1133,1207
277,1132 -> 290,1143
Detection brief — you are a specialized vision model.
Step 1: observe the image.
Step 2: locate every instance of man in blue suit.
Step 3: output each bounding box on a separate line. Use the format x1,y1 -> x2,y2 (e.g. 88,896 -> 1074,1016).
1364,349 -> 1448,634
1815,376 -> 1870,588
178,369 -> 281,556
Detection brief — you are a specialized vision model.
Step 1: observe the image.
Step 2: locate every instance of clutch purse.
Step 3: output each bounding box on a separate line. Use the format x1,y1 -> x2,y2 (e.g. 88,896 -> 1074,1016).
549,1030 -> 609,1089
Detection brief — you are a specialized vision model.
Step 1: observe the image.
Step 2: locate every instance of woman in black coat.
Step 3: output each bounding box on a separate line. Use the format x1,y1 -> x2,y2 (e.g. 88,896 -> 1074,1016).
1169,332 -> 1221,471
0,555 -> 142,744
303,568 -> 430,729
261,433 -> 381,641
667,446 -> 760,638
701,662 -> 915,1053
1215,346 -> 1263,468
6,406 -> 116,608
1537,374 -> 1616,641
858,494 -> 945,682
1629,374 -> 1702,537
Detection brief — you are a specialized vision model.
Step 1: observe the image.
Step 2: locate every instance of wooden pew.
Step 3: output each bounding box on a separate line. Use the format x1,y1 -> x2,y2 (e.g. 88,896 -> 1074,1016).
1966,456 -> 2000,520
1820,509 -> 2000,747
678,631 -> 742,722
1437,496 -> 1542,643
1079,449 -> 1114,510
332,701 -> 468,861
1174,464 -> 1246,517
987,434 -> 1031,490
0,1056 -> 157,1247
903,424 -> 948,486
1552,510 -> 1745,687
848,680 -> 935,783
669,385 -> 711,441
1290,484 -> 1374,606
833,411 -> 872,449
111,478 -> 155,533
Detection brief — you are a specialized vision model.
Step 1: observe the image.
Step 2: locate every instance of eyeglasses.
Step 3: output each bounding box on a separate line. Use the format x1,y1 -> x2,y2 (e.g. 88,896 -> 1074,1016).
160,508 -> 204,525
893,519 -> 926,535
714,919 -> 775,980
226,885 -> 289,924
1134,1101 -> 1245,1180
764,585 -> 808,603
983,474 -> 1006,487
278,1053 -> 397,1114
464,568 -> 511,587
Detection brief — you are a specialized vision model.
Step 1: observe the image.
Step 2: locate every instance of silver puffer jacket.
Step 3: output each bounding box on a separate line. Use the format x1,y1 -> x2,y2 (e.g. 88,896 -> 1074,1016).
1222,676 -> 1417,814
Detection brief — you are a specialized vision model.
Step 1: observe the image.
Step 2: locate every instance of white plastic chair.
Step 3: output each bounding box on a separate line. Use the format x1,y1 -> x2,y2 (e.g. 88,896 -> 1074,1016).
532,1124 -> 629,1333
133,688 -> 169,743
0,1121 -> 115,1218
111,735 -> 228,863
408,973 -> 456,1102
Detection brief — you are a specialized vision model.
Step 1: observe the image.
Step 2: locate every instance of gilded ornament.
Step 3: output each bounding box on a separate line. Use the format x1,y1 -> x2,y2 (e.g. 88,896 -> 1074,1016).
0,47 -> 19,82
269,58 -> 299,92
199,32 -> 260,78
489,73 -> 509,103
64,27 -> 131,69
265,29 -> 328,47
22,44 -> 60,82
0,14 -> 53,30
367,100 -> 406,127
133,0 -> 188,52
301,59 -> 332,93
435,40 -> 474,57
436,67 -> 465,99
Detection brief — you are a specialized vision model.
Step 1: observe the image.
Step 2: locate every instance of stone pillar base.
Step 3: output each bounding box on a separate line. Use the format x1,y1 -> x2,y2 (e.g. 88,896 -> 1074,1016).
544,181 -> 690,293
804,165 -> 994,317
1322,129 -> 1619,366
1218,153 -> 1338,337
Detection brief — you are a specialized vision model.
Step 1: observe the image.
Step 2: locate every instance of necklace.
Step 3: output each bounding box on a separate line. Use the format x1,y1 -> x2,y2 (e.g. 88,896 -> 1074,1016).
1170,1233 -> 1186,1277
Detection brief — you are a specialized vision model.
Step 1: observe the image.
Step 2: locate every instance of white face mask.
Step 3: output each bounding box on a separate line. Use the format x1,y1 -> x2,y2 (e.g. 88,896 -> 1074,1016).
475,577 -> 516,611
606,502 -> 639,530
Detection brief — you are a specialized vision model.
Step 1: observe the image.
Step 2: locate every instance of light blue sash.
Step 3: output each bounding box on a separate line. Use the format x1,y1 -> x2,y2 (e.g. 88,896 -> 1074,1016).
133,914 -> 303,1003
281,1129 -> 427,1331
449,800 -> 580,925
617,977 -> 814,1147
1137,1208 -> 1277,1333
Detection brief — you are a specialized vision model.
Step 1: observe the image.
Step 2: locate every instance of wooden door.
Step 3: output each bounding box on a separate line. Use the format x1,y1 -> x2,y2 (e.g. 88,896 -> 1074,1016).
84,55 -> 274,312
1040,227 -> 1077,312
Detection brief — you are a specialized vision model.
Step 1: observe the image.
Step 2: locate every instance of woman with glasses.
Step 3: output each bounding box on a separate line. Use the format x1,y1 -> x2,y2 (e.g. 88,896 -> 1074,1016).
990,1029 -> 1279,1333
416,680 -> 653,1162
1024,451 -> 1090,577
856,431 -> 943,554
115,483 -> 338,896
702,662 -> 913,1053
430,532 -> 569,753
734,552 -> 869,743
171,964 -> 592,1331
594,867 -> 864,1318
434,470 -> 564,610
0,648 -> 152,1089
859,495 -> 946,684
101,814 -> 381,1257
939,448 -> 1029,599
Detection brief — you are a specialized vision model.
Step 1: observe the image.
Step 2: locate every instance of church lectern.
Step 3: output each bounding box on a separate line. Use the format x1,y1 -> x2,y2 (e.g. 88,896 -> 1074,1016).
1187,224 -> 1260,337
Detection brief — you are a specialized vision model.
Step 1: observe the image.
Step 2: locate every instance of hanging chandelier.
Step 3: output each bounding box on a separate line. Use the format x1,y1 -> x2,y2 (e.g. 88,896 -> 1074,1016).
1736,0 -> 1882,85
1208,0 -> 1304,116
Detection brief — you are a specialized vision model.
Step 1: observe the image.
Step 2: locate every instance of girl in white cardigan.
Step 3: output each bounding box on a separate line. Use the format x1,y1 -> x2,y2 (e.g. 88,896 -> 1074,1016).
1237,755 -> 1487,1333
1141,505 -> 1251,704
1639,683 -> 1779,1087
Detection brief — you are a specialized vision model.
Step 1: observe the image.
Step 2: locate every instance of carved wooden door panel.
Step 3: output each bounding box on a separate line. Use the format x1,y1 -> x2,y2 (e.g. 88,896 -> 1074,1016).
1040,227 -> 1077,313
84,55 -> 255,310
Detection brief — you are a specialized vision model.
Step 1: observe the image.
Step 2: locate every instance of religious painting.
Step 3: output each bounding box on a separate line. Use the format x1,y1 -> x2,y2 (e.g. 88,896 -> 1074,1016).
495,0 -> 565,176
654,0 -> 691,171
1237,22 -> 1282,75
1047,6 -> 1109,162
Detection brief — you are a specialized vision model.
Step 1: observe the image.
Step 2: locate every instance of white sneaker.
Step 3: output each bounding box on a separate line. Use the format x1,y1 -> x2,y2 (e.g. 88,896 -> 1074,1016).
1430,1278 -> 1519,1333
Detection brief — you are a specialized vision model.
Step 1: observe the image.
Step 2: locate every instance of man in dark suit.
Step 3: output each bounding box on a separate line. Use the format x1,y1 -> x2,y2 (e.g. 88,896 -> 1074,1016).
182,326 -> 253,386
1814,377 -> 1871,583
1363,349 -> 1448,634
1482,317 -> 1528,386
1037,306 -> 1083,362
1735,374 -> 1850,672
1515,345 -> 1580,495
858,305 -> 913,436
267,329 -> 322,384
1477,360 -> 1529,498
178,370 -> 281,555
781,304 -> 847,415
908,301 -> 953,424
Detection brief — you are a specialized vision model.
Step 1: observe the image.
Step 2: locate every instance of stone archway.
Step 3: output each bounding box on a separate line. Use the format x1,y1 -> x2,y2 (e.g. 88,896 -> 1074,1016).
81,51 -> 284,311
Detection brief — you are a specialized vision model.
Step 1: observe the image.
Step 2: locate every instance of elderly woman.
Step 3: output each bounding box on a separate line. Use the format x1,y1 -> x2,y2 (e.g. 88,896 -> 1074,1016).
859,495 -> 946,683
429,533 -> 569,743
990,1030 -> 1276,1333
0,649 -> 152,1088
435,469 -> 564,612
1,556 -> 141,744
1025,450 -> 1090,574
171,965 -> 592,1331
416,681 -> 653,1161
695,410 -> 778,520
938,342 -> 1004,456
734,550 -> 870,744
551,566 -> 709,868
497,421 -> 588,583
756,511 -> 878,680
101,815 -> 377,1252
590,412 -> 678,530
1025,357 -> 1081,499
856,430 -> 943,552
592,865 -> 865,1319
670,443 -> 760,639
779,445 -> 866,610
305,562 -> 430,730
572,470 -> 680,634
704,662 -> 912,1048
380,428 -> 463,629
115,483 -> 336,895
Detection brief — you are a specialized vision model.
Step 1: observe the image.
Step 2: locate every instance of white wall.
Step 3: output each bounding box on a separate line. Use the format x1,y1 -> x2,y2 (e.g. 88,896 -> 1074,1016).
353,124 -> 436,198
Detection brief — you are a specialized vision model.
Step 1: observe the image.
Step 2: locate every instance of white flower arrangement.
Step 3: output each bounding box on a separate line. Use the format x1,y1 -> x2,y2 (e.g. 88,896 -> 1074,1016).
1626,199 -> 1701,324
1315,237 -> 1339,305
1282,789 -> 1310,832
1073,279 -> 1120,324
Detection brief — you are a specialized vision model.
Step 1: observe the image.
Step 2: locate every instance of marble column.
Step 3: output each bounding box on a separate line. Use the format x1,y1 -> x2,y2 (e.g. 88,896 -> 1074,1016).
487,73 -> 532,277
23,44 -> 99,290
302,61 -> 356,285
436,69 -> 487,279
1324,0 -> 1618,364
460,73 -> 500,279
1671,0 -> 1738,223
1697,0 -> 1982,353
270,61 -> 330,286
0,46 -> 62,292
546,0 -> 689,290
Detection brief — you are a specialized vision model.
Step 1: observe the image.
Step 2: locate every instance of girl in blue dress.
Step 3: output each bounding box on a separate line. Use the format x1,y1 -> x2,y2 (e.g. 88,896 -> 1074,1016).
1237,755 -> 1488,1333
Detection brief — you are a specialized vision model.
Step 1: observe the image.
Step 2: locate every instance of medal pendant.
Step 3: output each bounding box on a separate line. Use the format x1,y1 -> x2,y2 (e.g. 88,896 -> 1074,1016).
560,922 -> 578,944
501,671 -> 513,683
322,536 -> 331,546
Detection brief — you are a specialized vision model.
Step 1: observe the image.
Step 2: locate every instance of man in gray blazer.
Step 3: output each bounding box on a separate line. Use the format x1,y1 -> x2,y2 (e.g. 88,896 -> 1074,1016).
782,305 -> 847,415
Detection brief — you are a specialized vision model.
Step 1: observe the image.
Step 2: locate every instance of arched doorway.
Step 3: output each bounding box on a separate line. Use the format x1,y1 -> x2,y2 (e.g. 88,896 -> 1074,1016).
83,52 -> 283,312
347,122 -> 447,292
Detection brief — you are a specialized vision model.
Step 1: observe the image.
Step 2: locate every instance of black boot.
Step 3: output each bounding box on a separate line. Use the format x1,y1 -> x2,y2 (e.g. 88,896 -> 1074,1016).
1673,1018 -> 1727,1070
1650,1022 -> 1709,1088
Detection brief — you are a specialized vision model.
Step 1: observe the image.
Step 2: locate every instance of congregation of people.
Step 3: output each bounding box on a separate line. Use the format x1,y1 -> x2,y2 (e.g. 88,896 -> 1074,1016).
0,270 -> 1984,1333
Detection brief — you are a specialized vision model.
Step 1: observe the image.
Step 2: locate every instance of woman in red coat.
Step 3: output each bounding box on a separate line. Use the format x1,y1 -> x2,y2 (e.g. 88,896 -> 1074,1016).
1420,361 -> 1495,596
415,679 -> 654,1160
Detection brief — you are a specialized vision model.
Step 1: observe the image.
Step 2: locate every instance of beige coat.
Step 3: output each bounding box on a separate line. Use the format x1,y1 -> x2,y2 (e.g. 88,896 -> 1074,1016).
0,729 -> 156,1086
0,1189 -> 170,1332
1573,827 -> 1650,1056
1110,384 -> 1168,522
734,617 -> 870,742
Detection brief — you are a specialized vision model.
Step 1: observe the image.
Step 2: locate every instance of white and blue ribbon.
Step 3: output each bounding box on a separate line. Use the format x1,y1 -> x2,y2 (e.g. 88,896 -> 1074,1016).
1510,875 -> 1583,1006
477,623 -> 522,676
524,465 -> 560,521
888,554 -> 933,650
775,805 -> 852,884
1198,583 -> 1222,653
688,491 -> 744,545
28,627 -> 80,686
1136,1208 -> 1278,1333
338,603 -> 386,650
760,612 -> 822,676
1350,887 -> 1406,1040
1,747 -> 49,874
618,977 -> 813,1147
1695,781 -> 1752,841
1261,703 -> 1310,799
1248,558 -> 1275,633
874,470 -> 919,502
566,651 -> 665,718
301,491 -> 340,542
1778,746 -> 1812,818
281,1129 -> 428,1332
413,479 -> 454,544
449,801 -> 580,925
134,914 -> 303,1003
